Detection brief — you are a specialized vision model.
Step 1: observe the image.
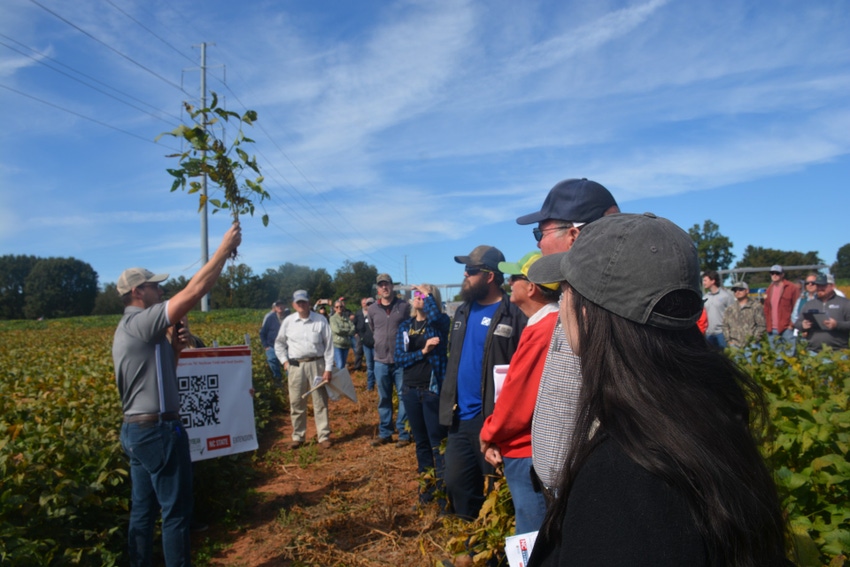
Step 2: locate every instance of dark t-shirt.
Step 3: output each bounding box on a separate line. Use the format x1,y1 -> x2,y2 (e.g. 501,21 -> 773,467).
402,318 -> 431,388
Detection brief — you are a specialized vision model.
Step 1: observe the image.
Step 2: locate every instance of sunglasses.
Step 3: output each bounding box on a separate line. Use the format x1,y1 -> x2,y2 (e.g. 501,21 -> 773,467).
769,271 -> 782,275
465,266 -> 492,276
509,274 -> 528,284
413,291 -> 426,299
533,224 -> 572,242
805,281 -> 817,286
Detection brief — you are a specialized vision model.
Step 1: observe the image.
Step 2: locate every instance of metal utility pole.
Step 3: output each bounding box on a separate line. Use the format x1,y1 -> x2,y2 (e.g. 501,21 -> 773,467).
199,42 -> 210,311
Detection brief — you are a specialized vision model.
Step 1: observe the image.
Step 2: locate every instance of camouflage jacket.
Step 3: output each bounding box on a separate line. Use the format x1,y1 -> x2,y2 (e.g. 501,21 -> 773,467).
721,299 -> 766,348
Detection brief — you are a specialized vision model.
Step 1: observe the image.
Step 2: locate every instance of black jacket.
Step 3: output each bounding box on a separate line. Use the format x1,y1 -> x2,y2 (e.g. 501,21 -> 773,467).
354,309 -> 375,349
438,291 -> 526,427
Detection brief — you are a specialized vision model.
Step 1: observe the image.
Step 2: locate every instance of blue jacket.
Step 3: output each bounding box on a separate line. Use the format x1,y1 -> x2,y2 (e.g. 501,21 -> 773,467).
260,310 -> 282,349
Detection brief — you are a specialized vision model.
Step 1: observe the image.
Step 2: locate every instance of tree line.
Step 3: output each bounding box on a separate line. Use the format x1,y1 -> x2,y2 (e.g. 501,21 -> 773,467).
0,256 -> 378,320
3,222 -> 849,319
688,220 -> 850,287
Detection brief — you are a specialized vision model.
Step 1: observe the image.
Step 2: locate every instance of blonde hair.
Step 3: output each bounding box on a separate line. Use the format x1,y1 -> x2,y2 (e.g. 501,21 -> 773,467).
410,284 -> 443,316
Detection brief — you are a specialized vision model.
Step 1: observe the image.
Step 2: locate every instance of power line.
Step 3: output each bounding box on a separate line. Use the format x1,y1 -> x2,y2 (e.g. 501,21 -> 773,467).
210,74 -> 402,271
29,0 -> 190,95
102,0 -> 197,65
0,36 -> 180,125
0,83 -> 179,149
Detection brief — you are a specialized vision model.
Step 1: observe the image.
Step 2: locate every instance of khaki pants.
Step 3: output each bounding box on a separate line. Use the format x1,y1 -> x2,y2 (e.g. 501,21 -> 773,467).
288,359 -> 330,443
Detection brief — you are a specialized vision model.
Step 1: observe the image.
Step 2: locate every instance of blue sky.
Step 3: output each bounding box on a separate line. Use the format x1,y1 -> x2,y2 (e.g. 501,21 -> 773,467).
2,0 -> 848,293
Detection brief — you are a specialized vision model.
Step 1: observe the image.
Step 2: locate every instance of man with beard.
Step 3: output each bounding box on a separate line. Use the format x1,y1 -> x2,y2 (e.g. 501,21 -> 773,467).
113,223 -> 241,566
439,245 -> 527,520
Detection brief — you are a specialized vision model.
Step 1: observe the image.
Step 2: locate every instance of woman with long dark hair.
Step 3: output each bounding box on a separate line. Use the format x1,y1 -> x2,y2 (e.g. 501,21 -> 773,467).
526,213 -> 789,566
394,284 -> 450,508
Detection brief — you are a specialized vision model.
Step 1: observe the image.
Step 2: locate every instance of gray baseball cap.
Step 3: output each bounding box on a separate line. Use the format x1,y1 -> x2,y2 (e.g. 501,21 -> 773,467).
454,245 -> 505,271
527,212 -> 702,330
292,289 -> 309,302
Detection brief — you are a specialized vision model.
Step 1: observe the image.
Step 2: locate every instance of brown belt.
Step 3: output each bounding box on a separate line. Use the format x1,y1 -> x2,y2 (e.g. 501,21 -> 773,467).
124,412 -> 180,423
296,356 -> 321,363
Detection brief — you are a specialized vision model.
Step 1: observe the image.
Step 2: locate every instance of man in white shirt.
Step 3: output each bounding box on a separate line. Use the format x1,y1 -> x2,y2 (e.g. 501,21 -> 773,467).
275,289 -> 334,450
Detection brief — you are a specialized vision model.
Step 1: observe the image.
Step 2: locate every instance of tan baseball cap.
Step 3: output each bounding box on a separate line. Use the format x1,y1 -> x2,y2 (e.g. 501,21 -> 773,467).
116,268 -> 168,295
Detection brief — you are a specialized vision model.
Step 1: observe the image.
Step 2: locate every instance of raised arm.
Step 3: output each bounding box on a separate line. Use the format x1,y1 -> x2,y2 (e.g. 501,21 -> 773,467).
167,223 -> 241,324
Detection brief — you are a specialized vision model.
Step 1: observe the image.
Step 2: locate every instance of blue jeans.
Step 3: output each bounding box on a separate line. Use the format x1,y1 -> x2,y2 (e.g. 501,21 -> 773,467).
445,412 -> 493,520
333,346 -> 349,371
402,386 -> 448,505
363,345 -> 376,390
503,457 -> 547,535
375,361 -> 408,440
768,328 -> 796,357
120,419 -> 193,567
706,333 -> 726,349
265,347 -> 282,385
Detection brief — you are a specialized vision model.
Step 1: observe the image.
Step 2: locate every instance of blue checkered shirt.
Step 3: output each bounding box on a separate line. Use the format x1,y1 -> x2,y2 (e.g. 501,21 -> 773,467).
393,295 -> 450,387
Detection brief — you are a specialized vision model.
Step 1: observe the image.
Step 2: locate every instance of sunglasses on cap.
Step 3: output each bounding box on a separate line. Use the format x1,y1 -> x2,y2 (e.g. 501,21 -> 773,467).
465,266 -> 492,276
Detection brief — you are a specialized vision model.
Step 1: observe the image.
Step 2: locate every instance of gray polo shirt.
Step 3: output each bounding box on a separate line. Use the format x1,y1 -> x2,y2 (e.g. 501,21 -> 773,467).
112,301 -> 178,415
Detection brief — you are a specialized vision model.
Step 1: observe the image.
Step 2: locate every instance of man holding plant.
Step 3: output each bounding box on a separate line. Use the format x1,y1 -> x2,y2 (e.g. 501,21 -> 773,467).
112,223 -> 241,567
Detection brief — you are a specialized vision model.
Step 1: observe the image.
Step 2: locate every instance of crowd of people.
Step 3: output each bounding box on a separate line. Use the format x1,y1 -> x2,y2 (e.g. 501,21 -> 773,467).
704,264 -> 850,357
110,176 -> 849,565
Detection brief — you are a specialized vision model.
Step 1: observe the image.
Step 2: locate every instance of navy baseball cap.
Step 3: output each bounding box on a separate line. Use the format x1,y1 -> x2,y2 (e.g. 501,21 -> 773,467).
516,178 -> 617,225
528,213 -> 702,330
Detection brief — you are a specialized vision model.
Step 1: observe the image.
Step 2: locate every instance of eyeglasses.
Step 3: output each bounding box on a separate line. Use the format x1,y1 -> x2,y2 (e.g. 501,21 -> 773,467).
465,266 -> 492,276
533,224 -> 573,242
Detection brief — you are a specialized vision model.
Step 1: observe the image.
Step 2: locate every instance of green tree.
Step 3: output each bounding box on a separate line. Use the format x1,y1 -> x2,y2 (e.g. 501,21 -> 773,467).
162,276 -> 190,301
734,246 -> 823,288
263,263 -> 333,305
91,283 -> 125,315
688,219 -> 734,272
333,261 -> 378,305
23,257 -> 98,319
832,243 -> 850,279
211,264 -> 267,308
0,254 -> 41,320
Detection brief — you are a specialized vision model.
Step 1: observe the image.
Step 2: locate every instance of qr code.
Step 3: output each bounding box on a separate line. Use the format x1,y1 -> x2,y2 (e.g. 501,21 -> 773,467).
178,374 -> 220,428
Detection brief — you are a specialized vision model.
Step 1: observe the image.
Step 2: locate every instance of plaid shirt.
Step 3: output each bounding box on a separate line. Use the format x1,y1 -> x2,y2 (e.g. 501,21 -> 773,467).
531,318 -> 583,489
394,295 -> 450,388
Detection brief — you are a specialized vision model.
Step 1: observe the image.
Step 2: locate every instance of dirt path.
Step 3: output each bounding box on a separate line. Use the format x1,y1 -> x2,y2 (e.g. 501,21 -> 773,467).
203,370 -> 454,566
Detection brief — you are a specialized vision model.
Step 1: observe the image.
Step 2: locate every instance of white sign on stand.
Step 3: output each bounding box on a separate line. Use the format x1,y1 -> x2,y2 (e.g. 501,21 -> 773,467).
176,345 -> 258,462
